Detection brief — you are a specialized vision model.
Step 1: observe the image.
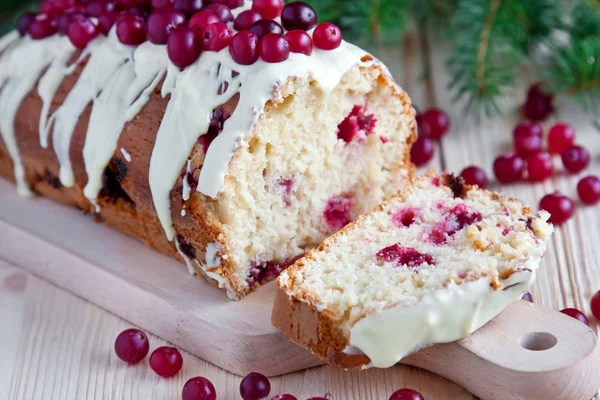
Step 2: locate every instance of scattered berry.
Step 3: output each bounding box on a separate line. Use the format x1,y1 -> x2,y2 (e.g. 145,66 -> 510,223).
418,108 -> 450,140
202,4 -> 234,23
281,1 -> 317,31
284,30 -> 312,55
146,7 -> 186,45
229,31 -> 259,65
189,11 -> 220,34
514,133 -> 542,158
173,0 -> 204,17
460,165 -> 488,188
513,121 -> 542,139
114,328 -> 149,364
85,0 -> 115,18
259,33 -> 290,63
313,22 -> 342,50
561,145 -> 590,174
493,153 -> 525,183
560,308 -> 589,326
17,12 -> 37,36
577,176 -> 600,205
591,291 -> 600,321
167,26 -> 202,68
410,136 -> 435,167
182,376 -> 217,400
201,22 -> 232,52
149,346 -> 184,377
527,152 -> 553,182
522,83 -> 554,121
271,395 -> 297,400
249,19 -> 283,39
389,388 -> 425,400
547,123 -> 575,154
252,0 -> 284,19
234,10 -> 262,31
240,372 -> 271,400
522,292 -> 533,302
68,15 -> 99,49
28,16 -> 57,40
116,13 -> 147,45
539,192 -> 574,225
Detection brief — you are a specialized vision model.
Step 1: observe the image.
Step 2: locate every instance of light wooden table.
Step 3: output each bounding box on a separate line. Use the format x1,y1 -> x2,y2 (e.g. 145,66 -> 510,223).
1,32 -> 600,400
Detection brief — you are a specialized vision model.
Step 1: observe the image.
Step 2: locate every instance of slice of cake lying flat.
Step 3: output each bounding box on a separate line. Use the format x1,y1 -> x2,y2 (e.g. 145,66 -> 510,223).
272,173 -> 553,368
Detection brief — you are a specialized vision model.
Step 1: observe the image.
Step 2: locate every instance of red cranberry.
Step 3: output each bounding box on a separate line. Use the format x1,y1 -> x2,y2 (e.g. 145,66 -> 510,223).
173,0 -> 203,17
252,0 -> 283,19
149,346 -> 183,377
527,152 -> 553,182
114,328 -> 149,364
522,292 -> 533,302
17,12 -> 37,36
376,244 -> 435,268
323,194 -> 353,230
116,13 -> 147,45
234,10 -> 261,31
418,108 -> 450,140
513,120 -> 542,139
68,15 -> 99,49
86,0 -> 115,17
211,0 -> 243,8
28,16 -> 57,39
147,7 -> 186,44
306,398 -> 329,400
98,11 -> 119,34
229,31 -> 259,65
560,308 -> 589,326
182,376 -> 217,400
460,165 -> 488,188
389,388 -> 424,400
285,30 -> 312,55
115,0 -> 148,9
392,207 -> 419,228
591,291 -> 600,321
249,19 -> 283,39
547,123 -> 575,154
271,396 -> 297,400
129,5 -> 151,18
337,105 -> 376,142
522,84 -> 554,121
410,136 -> 435,167
202,4 -> 233,23
201,22 -> 232,51
539,192 -> 574,225
514,133 -> 542,158
577,175 -> 600,205
168,26 -> 202,68
56,12 -> 81,35
240,372 -> 271,400
40,0 -> 64,17
561,145 -> 590,174
281,1 -> 317,31
493,153 -> 525,183
51,0 -> 76,12
313,22 -> 342,50
152,0 -> 174,8
259,33 -> 290,63
189,11 -> 220,34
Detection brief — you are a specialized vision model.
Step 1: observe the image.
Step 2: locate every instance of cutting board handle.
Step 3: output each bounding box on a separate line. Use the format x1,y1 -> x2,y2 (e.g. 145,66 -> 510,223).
403,301 -> 600,400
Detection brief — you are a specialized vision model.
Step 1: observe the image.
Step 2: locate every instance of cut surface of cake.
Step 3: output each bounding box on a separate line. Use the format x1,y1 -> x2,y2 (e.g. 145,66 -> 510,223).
0,1 -> 415,299
272,173 -> 553,368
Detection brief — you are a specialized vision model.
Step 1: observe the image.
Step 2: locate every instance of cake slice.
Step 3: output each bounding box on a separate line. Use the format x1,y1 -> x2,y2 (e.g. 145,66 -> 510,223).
272,173 -> 553,368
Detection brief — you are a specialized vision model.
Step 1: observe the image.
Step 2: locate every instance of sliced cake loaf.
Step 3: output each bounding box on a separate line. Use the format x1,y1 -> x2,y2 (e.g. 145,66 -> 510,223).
272,173 -> 553,368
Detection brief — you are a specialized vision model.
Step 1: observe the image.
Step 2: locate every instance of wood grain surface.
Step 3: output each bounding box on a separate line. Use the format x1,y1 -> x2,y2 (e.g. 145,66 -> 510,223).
1,31 -> 600,399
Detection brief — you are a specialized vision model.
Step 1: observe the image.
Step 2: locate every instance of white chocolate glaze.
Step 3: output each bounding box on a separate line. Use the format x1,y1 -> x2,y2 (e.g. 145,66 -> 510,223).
345,267 -> 537,369
120,148 -> 132,162
194,242 -> 237,299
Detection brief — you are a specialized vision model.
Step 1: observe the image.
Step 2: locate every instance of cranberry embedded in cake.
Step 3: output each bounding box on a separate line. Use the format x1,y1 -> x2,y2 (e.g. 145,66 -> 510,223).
323,194 -> 354,230
391,207 -> 420,228
376,244 -> 435,268
337,105 -> 376,143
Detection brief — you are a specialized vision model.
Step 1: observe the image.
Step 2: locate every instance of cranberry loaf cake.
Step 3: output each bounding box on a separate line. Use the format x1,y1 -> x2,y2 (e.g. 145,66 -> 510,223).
0,1 -> 416,299
272,173 -> 553,368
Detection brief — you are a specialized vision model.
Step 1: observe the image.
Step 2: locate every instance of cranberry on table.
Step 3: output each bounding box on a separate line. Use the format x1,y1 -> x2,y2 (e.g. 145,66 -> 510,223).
28,16 -> 57,40
168,26 -> 202,68
281,1 -> 317,31
182,376 -> 217,400
493,153 -> 525,183
271,395 -> 297,400
17,12 -> 38,36
410,136 -> 435,167
189,11 -> 220,34
285,30 -> 312,56
146,7 -> 186,44
513,120 -> 542,138
522,83 -> 554,121
234,10 -> 262,31
252,0 -> 284,19
313,22 -> 343,50
240,372 -> 271,400
514,133 -> 542,158
389,388 -> 425,400
577,176 -> 600,205
229,31 -> 259,65
202,4 -> 234,23
116,13 -> 147,45
591,291 -> 600,320
259,33 -> 290,63
149,346 -> 183,377
527,152 -> 553,182
547,123 -> 575,154
539,192 -> 574,225
201,22 -> 232,52
249,19 -> 283,39
114,328 -> 149,364
85,0 -> 115,18
98,11 -> 120,35
68,15 -> 99,49
561,145 -> 590,174
459,165 -> 488,189
417,108 -> 450,140
522,292 -> 533,302
560,308 -> 590,326
173,0 -> 204,17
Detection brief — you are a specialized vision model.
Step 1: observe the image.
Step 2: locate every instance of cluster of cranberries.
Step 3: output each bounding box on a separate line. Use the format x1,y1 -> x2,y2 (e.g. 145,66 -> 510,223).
18,0 -> 342,69
522,290 -> 600,330
410,107 -> 451,166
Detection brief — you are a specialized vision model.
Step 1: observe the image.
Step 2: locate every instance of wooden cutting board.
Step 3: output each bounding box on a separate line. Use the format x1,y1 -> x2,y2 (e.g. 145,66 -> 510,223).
1,179 -> 599,400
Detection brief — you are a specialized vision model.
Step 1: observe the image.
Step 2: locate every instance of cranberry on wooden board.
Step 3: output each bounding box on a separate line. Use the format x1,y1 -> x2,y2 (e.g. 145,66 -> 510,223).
28,16 -> 57,40
240,372 -> 271,400
513,120 -> 542,138
577,176 -> 600,205
114,328 -> 149,364
249,19 -> 283,39
229,31 -> 259,65
389,388 -> 425,400
168,26 -> 202,68
259,33 -> 290,63
182,376 -> 217,400
418,108 -> 450,140
189,11 -> 220,34
560,308 -> 590,326
514,133 -> 542,158
116,13 -> 147,45
522,83 -> 554,121
17,12 -> 38,36
202,4 -> 233,23
281,1 -> 317,31
68,15 -> 99,49
591,291 -> 600,320
149,346 -> 183,377
527,152 -> 553,182
493,153 -> 524,183
285,30 -> 312,55
252,0 -> 284,19
313,22 -> 342,50
410,136 -> 435,166
234,10 -> 262,31
459,165 -> 488,188
539,192 -> 574,225
547,123 -> 575,154
146,7 -> 186,45
561,145 -> 590,174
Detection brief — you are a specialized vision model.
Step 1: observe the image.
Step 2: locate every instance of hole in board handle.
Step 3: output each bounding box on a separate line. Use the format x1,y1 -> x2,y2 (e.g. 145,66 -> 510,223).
519,332 -> 558,351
